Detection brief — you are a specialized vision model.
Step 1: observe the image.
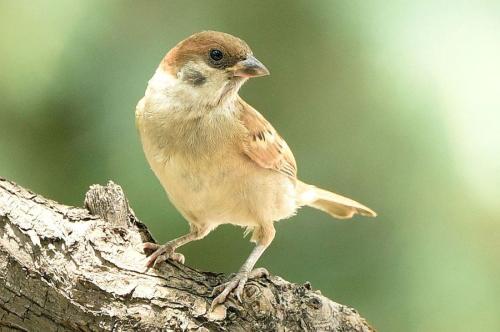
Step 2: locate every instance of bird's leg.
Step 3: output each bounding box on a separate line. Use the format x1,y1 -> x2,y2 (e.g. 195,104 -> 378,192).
211,244 -> 270,305
144,224 -> 211,268
211,224 -> 275,308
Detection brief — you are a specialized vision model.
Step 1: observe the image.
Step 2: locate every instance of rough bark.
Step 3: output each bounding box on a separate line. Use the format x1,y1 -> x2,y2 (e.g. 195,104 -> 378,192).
0,177 -> 374,332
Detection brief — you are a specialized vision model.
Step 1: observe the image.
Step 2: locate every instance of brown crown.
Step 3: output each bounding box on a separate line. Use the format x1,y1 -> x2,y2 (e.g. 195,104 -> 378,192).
162,31 -> 252,74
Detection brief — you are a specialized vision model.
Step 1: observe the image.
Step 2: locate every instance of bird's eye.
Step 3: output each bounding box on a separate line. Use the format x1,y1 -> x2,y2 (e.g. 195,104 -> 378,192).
209,49 -> 224,61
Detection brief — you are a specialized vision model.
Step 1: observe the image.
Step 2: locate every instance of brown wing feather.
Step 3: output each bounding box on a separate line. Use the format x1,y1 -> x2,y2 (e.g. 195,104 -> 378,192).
238,98 -> 297,179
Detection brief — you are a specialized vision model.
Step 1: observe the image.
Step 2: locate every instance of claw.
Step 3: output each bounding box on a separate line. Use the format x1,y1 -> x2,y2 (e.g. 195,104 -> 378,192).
249,267 -> 269,279
234,276 -> 248,303
210,280 -> 236,311
210,268 -> 268,309
171,252 -> 185,264
151,254 -> 167,268
143,242 -> 161,251
144,243 -> 185,268
210,283 -> 227,297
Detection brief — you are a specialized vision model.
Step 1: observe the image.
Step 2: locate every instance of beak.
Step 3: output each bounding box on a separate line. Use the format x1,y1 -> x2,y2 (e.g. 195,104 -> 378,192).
232,55 -> 270,78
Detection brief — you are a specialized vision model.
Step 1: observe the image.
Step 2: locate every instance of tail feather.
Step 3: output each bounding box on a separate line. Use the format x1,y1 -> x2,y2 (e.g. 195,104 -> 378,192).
297,180 -> 376,219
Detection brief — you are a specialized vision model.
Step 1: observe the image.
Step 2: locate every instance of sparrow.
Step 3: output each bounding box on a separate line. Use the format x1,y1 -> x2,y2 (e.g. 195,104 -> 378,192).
135,31 -> 376,308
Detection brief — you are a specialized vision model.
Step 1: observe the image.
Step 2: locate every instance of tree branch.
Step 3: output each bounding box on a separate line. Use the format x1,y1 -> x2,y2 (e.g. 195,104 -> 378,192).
0,177 -> 374,331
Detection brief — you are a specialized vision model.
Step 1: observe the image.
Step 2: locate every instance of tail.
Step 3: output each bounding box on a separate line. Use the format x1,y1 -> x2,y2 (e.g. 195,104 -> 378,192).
297,180 -> 376,219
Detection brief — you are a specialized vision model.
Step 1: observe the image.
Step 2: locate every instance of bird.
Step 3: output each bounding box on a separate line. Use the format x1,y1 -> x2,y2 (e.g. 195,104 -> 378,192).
135,31 -> 376,308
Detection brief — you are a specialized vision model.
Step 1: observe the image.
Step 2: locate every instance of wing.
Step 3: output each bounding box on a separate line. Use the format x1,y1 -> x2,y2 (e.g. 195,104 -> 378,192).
237,98 -> 297,179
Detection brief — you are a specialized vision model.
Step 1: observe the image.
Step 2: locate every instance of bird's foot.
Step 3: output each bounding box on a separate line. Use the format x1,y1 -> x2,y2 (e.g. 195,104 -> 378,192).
143,242 -> 185,268
210,267 -> 269,310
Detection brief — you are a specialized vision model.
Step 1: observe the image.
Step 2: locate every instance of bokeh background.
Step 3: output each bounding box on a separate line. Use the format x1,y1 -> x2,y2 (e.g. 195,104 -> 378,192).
1,1 -> 499,330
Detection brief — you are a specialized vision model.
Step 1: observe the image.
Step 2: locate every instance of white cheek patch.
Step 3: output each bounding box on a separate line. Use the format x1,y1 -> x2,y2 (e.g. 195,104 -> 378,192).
149,69 -> 177,91
146,61 -> 239,110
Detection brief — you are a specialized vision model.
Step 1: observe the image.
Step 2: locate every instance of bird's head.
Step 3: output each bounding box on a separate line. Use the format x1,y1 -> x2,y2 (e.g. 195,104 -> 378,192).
155,31 -> 269,107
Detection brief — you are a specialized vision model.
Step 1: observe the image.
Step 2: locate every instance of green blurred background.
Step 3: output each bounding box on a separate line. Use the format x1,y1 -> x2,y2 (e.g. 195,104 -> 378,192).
1,1 -> 499,330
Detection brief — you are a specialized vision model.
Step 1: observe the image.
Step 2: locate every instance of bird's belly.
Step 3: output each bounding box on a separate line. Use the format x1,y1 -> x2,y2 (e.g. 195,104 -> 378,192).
153,153 -> 298,227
